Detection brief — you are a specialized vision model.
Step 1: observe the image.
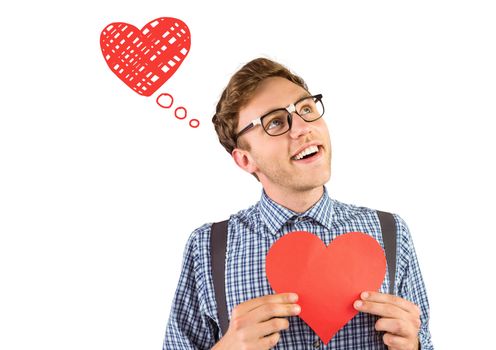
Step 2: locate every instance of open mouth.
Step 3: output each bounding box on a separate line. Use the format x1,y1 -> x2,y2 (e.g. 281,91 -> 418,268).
291,145 -> 322,162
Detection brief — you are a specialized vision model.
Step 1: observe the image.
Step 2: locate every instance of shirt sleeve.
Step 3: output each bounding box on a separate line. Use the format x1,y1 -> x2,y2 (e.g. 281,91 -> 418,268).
395,215 -> 434,350
163,230 -> 218,350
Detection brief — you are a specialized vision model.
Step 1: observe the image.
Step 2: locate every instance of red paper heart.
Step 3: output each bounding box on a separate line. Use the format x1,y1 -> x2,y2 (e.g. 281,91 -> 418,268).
266,231 -> 386,344
100,17 -> 190,96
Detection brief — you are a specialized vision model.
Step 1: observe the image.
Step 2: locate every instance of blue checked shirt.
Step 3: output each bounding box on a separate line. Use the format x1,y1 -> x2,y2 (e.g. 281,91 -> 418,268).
163,187 -> 433,349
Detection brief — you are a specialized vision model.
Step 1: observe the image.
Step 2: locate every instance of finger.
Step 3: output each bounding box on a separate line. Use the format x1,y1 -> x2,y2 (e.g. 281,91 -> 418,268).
232,293 -> 298,317
375,317 -> 418,338
382,332 -> 413,349
230,314 -> 290,342
354,299 -> 405,319
251,302 -> 301,323
255,317 -> 290,338
360,291 -> 420,315
258,332 -> 281,350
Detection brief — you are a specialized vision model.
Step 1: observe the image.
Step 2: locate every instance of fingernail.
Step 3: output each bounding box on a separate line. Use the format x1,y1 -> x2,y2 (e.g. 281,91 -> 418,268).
289,293 -> 298,302
362,292 -> 369,299
293,305 -> 301,314
354,300 -> 363,309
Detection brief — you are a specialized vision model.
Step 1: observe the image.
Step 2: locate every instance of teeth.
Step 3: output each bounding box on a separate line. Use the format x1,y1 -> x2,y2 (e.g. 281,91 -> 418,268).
293,145 -> 319,160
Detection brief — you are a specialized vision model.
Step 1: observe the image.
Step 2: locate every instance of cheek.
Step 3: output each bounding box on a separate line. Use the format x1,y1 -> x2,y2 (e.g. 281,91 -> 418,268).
318,123 -> 332,147
267,143 -> 289,160
252,142 -> 288,164
319,121 -> 331,136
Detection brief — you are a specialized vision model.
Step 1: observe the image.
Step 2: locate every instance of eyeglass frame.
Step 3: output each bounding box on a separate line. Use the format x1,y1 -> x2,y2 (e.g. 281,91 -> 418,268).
235,93 -> 324,142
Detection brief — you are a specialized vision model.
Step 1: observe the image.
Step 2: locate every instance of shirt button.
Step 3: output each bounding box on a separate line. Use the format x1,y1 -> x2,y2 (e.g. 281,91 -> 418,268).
313,339 -> 320,348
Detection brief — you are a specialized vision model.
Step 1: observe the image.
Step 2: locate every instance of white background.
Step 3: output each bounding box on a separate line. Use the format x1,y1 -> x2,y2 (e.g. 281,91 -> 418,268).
1,0 -> 495,349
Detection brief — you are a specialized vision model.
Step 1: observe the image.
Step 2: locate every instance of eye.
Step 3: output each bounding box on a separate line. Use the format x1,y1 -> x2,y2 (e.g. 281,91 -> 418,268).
300,106 -> 313,115
266,117 -> 285,130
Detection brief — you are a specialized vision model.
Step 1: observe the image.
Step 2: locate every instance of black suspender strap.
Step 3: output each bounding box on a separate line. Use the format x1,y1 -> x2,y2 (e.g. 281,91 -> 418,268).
210,212 -> 397,336
210,220 -> 230,336
377,211 -> 397,294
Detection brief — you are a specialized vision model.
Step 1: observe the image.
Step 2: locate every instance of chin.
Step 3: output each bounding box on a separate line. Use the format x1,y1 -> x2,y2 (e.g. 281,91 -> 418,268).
315,167 -> 331,182
295,178 -> 328,192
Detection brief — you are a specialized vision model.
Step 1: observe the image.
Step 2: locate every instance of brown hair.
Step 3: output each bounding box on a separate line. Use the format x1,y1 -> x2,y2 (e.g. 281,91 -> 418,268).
212,57 -> 308,155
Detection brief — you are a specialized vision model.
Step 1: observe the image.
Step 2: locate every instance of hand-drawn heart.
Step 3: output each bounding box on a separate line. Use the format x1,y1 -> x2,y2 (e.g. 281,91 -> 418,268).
100,17 -> 190,96
265,231 -> 386,345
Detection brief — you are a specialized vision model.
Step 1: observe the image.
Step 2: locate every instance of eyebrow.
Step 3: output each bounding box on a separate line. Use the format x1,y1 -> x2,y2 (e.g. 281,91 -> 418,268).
261,93 -> 312,116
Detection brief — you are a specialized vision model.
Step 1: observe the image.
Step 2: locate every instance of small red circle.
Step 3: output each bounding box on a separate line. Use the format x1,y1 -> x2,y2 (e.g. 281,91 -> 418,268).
189,119 -> 200,128
156,93 -> 174,109
174,107 -> 187,120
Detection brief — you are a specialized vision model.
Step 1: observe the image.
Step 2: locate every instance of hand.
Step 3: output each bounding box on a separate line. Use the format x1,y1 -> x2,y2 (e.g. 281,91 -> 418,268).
212,293 -> 301,350
354,291 -> 421,350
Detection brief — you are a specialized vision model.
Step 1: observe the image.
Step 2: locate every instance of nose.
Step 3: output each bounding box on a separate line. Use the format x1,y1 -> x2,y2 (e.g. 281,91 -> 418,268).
288,112 -> 311,139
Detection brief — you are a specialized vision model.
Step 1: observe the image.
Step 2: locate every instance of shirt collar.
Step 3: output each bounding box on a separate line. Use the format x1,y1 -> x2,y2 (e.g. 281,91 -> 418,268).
258,186 -> 333,235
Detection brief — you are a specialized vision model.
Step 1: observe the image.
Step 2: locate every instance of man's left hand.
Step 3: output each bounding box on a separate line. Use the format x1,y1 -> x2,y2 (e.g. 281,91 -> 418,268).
354,291 -> 421,350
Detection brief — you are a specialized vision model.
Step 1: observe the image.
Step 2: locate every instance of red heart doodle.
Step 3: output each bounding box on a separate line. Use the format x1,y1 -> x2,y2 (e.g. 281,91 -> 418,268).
266,231 -> 386,344
100,17 -> 190,96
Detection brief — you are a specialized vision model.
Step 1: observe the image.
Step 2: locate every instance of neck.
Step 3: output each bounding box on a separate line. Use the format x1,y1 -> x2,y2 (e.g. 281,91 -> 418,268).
263,185 -> 325,213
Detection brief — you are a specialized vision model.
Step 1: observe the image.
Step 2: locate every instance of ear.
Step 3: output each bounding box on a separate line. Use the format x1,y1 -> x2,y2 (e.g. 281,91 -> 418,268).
232,148 -> 258,175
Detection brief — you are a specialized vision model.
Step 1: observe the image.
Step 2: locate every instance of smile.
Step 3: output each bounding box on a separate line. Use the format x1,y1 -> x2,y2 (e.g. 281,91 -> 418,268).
291,145 -> 323,162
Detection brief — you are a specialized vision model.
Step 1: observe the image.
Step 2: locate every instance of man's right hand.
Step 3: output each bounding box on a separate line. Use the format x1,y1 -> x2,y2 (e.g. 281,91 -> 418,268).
212,293 -> 301,350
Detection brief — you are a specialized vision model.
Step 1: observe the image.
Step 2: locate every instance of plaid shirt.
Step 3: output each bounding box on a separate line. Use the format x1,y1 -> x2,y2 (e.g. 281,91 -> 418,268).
163,187 -> 433,349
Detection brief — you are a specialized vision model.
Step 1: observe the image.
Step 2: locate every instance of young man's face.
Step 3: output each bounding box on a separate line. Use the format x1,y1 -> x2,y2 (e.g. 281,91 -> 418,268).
233,77 -> 332,196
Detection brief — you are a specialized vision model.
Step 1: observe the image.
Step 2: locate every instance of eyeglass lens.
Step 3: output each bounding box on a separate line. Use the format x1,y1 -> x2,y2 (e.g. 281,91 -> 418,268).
262,96 -> 324,136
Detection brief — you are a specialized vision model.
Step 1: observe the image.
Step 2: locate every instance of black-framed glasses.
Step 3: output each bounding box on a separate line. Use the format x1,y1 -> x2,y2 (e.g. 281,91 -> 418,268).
235,94 -> 324,141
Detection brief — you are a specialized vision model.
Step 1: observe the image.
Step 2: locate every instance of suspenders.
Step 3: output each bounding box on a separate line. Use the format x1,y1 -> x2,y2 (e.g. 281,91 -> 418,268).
210,210 -> 397,336
210,220 -> 230,336
377,211 -> 397,295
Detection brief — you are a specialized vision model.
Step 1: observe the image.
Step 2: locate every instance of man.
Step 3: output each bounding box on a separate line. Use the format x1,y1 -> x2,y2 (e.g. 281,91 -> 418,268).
163,58 -> 433,349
